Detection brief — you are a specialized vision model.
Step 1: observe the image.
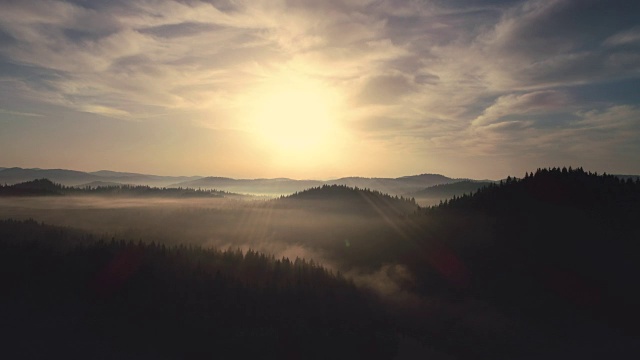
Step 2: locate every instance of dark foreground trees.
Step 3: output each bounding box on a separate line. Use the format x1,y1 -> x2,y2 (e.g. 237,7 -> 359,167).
400,168 -> 640,357
0,219 -> 397,359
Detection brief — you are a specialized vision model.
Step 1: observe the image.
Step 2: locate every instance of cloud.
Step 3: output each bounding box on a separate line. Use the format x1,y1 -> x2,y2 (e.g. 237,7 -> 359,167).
138,22 -> 225,39
604,26 -> 640,47
0,0 -> 639,177
0,0 -> 403,123
414,73 -> 440,85
577,105 -> 640,132
475,0 -> 640,89
467,104 -> 640,166
81,105 -> 132,118
473,90 -> 571,126
0,108 -> 43,117
355,74 -> 416,105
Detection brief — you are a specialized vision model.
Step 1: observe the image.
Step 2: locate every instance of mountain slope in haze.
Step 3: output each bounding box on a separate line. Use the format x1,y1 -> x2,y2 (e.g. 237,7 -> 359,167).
75,180 -> 126,188
0,167 -> 101,186
87,170 -> 202,186
0,167 -> 202,187
325,173 -> 459,196
90,170 -> 149,177
410,180 -> 495,206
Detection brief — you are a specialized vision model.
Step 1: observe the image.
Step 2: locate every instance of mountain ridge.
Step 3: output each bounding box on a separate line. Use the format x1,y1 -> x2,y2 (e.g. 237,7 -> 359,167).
0,167 -> 202,187
0,167 -> 464,195
4,166 -> 639,197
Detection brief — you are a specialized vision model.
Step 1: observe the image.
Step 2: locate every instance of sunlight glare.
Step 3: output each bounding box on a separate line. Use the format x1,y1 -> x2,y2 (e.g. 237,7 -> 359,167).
245,74 -> 343,157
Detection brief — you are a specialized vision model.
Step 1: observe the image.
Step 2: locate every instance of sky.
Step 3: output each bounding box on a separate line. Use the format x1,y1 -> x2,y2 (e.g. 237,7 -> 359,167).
1,0 -> 639,180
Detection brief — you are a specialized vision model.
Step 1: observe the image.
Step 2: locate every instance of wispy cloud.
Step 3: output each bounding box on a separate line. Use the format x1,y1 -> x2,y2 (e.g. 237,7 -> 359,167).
0,108 -> 43,117
473,90 -> 571,126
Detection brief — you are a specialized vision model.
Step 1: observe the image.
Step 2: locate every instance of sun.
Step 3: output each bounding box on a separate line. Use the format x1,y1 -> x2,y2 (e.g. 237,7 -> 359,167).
244,74 -> 343,158
253,89 -> 331,150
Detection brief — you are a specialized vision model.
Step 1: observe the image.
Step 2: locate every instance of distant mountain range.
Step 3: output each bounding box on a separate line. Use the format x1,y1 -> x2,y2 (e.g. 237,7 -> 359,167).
0,166 -> 464,195
2,166 -> 638,198
326,174 -> 458,195
173,173 -> 462,195
173,177 -> 325,195
0,167 -> 202,187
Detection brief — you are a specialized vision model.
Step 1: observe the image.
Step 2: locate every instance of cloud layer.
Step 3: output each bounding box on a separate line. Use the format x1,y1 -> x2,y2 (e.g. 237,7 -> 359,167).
1,0 -> 639,178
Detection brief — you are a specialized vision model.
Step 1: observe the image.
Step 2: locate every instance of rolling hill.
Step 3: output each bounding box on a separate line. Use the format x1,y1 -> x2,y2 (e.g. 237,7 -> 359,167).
278,184 -> 419,216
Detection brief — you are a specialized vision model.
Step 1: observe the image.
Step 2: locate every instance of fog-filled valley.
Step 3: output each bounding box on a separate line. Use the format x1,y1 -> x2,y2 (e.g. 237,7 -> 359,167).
2,168 -> 640,358
0,183 -> 422,274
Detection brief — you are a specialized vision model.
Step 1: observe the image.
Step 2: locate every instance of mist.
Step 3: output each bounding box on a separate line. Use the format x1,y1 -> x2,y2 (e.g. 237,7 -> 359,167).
0,195 -> 408,274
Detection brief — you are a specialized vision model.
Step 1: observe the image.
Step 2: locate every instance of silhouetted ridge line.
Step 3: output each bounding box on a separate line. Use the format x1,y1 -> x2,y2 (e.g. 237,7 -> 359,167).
427,166 -> 640,211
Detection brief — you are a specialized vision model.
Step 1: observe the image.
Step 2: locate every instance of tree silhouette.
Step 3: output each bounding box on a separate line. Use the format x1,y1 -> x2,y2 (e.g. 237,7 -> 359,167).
0,219 -> 398,359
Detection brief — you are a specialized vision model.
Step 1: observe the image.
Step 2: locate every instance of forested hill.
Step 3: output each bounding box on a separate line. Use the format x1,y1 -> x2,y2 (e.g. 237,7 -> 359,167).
278,184 -> 419,216
0,178 -> 233,198
431,167 -> 640,213
0,178 -> 62,196
404,167 -> 640,347
0,219 -> 397,359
